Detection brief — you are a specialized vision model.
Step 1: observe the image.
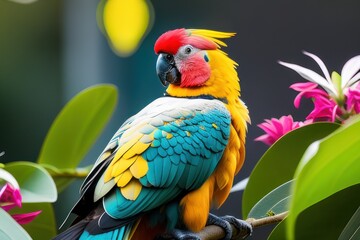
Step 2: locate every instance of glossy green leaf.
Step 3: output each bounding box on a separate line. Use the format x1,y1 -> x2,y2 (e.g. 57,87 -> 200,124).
0,168 -> 19,189
268,185 -> 360,239
4,161 -> 57,203
0,208 -> 32,240
37,84 -> 117,191
242,122 -> 339,218
339,205 -> 360,240
248,180 -> 293,219
268,219 -> 287,240
287,117 -> 360,239
295,184 -> 360,239
9,203 -> 57,240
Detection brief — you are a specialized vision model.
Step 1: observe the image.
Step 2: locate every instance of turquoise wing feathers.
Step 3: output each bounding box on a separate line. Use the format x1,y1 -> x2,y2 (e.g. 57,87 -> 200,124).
79,97 -> 231,224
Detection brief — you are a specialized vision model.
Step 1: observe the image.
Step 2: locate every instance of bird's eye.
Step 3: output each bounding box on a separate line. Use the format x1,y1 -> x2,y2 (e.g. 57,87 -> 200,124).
165,54 -> 174,62
184,47 -> 192,54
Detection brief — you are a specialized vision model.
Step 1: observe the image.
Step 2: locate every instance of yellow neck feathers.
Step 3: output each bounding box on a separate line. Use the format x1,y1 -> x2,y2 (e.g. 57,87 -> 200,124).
166,49 -> 241,104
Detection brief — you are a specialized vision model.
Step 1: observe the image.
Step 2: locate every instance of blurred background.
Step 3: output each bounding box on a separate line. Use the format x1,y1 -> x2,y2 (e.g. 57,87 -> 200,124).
0,0 -> 359,239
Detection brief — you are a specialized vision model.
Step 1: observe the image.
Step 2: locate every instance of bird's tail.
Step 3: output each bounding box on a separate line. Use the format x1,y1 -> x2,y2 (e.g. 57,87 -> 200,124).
53,216 -> 166,240
53,220 -> 134,240
53,219 -> 89,240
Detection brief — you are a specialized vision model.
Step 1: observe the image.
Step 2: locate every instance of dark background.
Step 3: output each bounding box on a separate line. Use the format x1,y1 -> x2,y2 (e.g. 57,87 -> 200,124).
1,0 -> 359,239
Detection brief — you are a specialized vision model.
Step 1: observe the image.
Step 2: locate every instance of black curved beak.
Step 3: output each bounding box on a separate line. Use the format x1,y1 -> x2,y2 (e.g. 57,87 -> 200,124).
156,53 -> 181,86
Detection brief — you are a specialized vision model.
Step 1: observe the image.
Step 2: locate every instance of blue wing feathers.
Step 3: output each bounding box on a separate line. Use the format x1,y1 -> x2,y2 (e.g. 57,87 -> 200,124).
169,153 -> 180,165
161,157 -> 172,184
168,137 -> 178,147
154,129 -> 163,139
144,147 -> 157,161
166,146 -> 174,156
152,139 -> 161,148
160,138 -> 170,149
174,144 -> 183,155
145,161 -> 156,185
63,98 -> 233,239
103,99 -> 231,225
158,147 -> 167,158
153,157 -> 163,186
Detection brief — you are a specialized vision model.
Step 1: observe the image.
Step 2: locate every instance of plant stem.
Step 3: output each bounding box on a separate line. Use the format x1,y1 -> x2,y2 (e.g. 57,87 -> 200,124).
49,169 -> 89,178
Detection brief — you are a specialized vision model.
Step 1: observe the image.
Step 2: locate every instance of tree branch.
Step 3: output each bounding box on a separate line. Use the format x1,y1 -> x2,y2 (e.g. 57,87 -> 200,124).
247,211 -> 288,228
199,211 -> 288,240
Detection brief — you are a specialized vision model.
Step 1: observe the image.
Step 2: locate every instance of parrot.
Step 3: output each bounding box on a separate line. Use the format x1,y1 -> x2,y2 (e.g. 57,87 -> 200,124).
54,28 -> 251,240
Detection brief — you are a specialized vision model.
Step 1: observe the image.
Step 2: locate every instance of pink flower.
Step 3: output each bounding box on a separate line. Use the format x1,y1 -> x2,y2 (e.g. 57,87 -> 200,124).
11,210 -> 42,225
255,115 -> 310,145
0,183 -> 41,225
307,95 -> 339,122
290,82 -> 327,108
345,82 -> 360,114
0,183 -> 22,211
290,82 -> 340,122
256,52 -> 360,147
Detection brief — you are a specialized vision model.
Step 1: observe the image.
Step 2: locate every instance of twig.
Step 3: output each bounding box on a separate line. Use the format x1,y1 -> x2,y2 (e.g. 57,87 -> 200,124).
247,211 -> 288,228
199,211 -> 288,240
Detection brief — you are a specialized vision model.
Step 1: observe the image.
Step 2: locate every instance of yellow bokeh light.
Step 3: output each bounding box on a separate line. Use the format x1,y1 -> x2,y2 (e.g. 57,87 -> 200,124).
102,0 -> 153,57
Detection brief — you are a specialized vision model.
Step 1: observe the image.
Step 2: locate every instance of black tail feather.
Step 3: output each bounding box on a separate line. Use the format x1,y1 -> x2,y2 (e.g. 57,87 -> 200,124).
53,219 -> 89,240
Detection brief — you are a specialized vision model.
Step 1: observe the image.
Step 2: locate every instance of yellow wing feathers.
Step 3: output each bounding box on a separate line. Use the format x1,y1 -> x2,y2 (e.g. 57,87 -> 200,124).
104,125 -> 151,200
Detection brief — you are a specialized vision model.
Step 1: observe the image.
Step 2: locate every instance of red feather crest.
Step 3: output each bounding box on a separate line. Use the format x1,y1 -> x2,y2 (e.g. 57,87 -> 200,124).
154,28 -> 233,55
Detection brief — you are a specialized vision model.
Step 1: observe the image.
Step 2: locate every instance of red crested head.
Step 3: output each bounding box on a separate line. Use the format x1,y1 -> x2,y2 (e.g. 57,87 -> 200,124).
155,28 -> 236,89
154,28 -> 219,55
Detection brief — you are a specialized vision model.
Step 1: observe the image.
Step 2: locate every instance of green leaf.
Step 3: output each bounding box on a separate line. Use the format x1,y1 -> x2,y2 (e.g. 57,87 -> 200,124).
0,208 -> 32,240
268,219 -> 287,240
0,168 -> 19,189
248,180 -> 293,219
37,84 -> 118,191
4,161 -> 57,203
242,122 -> 339,218
268,185 -> 360,239
295,184 -> 360,239
339,205 -> 360,240
9,203 -> 57,240
287,117 -> 360,240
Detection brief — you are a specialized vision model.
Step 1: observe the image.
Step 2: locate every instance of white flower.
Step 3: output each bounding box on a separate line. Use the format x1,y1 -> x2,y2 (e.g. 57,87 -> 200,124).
278,51 -> 360,99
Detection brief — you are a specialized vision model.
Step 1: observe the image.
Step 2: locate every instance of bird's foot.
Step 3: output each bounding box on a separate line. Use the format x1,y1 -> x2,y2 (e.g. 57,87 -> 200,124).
156,229 -> 200,240
207,213 -> 252,240
156,214 -> 252,240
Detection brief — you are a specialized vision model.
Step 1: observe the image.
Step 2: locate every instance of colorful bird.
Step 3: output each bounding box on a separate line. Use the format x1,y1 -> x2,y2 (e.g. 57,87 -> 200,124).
54,28 -> 251,240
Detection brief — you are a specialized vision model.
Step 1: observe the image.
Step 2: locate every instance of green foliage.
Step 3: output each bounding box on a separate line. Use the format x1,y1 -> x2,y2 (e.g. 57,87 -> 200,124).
1,85 -> 119,239
267,219 -> 286,240
0,208 -> 32,240
287,116 -> 360,239
242,122 -> 340,218
248,180 -> 293,219
10,203 -> 57,240
268,184 -> 360,239
4,161 -> 57,203
0,163 -> 57,239
2,161 -> 57,239
37,84 -> 118,192
339,205 -> 360,240
246,117 -> 360,239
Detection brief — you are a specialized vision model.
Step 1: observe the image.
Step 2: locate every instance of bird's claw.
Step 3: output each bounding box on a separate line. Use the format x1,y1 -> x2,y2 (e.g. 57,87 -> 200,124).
207,213 -> 252,240
156,214 -> 252,240
156,229 -> 200,240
